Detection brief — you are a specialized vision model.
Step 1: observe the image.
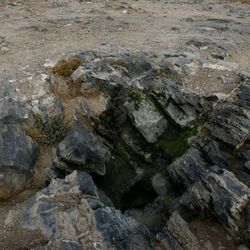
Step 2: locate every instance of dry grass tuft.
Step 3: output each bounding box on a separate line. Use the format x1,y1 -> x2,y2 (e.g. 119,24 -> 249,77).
27,115 -> 72,145
52,58 -> 83,78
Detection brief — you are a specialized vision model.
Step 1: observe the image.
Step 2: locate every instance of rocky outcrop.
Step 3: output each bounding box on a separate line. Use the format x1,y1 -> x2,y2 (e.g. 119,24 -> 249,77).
22,171 -> 153,250
0,126 -> 38,199
62,49 -> 211,209
188,36 -> 237,60
181,166 -> 250,234
0,45 -> 249,249
167,82 -> 250,237
94,206 -> 153,250
53,122 -> 110,175
125,96 -> 168,143
0,98 -> 32,126
188,136 -> 229,169
168,147 -> 207,189
205,84 -> 250,149
156,211 -> 212,250
149,82 -> 206,128
22,171 -> 103,248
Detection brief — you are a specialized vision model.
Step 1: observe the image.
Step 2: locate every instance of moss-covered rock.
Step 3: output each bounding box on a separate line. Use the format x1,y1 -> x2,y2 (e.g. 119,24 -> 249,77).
156,124 -> 198,159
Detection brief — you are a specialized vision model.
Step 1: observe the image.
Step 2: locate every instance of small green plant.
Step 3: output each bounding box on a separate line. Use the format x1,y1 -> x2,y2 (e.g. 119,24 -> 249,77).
28,115 -> 70,145
156,124 -> 198,159
129,87 -> 144,110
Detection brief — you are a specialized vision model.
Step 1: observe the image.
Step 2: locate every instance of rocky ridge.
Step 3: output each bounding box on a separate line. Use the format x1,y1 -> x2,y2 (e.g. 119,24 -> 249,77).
0,34 -> 250,250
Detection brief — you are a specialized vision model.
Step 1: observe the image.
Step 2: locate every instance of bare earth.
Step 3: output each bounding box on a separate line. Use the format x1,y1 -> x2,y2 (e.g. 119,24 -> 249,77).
0,0 -> 250,80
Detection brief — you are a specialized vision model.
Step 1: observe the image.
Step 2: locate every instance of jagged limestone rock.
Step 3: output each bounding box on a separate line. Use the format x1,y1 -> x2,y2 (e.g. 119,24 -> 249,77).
54,122 -> 110,175
168,147 -> 207,189
22,171 -> 154,250
150,82 -> 206,128
0,98 -> 32,126
205,84 -> 250,149
180,166 -> 250,234
188,136 -> 229,169
0,126 -> 38,199
22,171 -> 104,248
125,97 -> 168,143
157,211 -> 212,250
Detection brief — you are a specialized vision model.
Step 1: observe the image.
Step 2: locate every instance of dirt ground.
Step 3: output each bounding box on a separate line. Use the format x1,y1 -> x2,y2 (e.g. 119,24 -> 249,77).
0,0 -> 250,81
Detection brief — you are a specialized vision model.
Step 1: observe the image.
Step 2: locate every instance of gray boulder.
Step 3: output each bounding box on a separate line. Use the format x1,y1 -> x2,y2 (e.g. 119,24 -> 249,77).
22,171 -> 104,248
0,126 -> 38,199
236,83 -> 250,108
0,98 -> 32,126
205,84 -> 250,149
0,77 -> 20,99
180,166 -> 250,234
125,96 -> 168,143
156,211 -> 211,250
151,173 -> 168,197
238,71 -> 250,81
94,206 -> 153,250
150,82 -> 206,128
168,147 -> 207,189
22,171 -> 154,250
207,113 -> 250,149
54,122 -> 110,175
189,136 -> 229,169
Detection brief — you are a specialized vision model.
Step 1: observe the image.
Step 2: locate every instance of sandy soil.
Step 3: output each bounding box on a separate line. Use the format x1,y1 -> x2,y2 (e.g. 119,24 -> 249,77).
0,0 -> 249,80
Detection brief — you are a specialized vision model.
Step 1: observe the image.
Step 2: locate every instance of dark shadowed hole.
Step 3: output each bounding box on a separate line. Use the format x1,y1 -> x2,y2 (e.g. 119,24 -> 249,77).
120,178 -> 158,212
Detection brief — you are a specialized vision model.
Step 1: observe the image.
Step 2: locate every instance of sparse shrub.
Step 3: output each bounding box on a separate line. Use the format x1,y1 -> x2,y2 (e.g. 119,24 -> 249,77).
52,58 -> 83,78
28,115 -> 71,145
129,87 -> 144,109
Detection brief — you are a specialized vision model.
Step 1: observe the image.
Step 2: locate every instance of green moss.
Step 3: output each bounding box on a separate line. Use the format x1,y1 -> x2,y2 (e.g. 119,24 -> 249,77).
156,124 -> 198,159
28,115 -> 70,145
149,164 -> 163,175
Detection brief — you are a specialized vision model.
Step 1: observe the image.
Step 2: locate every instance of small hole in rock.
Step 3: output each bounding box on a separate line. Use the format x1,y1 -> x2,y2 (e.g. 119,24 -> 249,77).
120,178 -> 158,212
